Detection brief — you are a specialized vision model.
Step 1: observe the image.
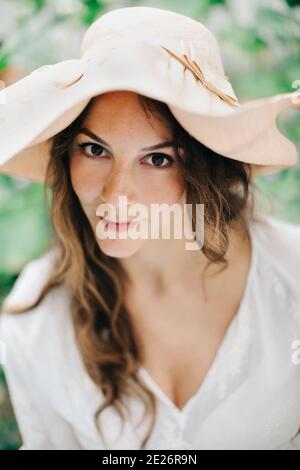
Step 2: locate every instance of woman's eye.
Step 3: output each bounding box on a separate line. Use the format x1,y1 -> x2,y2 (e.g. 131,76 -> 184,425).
76,144 -> 174,168
77,142 -> 107,159
144,153 -> 174,169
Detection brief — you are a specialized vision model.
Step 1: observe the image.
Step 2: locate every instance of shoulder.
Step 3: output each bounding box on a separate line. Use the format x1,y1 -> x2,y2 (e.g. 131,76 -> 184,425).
250,212 -> 300,329
251,212 -> 300,246
251,213 -> 300,280
0,246 -> 71,350
0,249 -> 83,432
2,246 -> 60,310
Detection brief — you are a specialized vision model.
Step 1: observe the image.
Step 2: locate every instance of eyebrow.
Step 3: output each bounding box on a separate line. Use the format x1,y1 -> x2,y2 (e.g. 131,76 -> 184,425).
78,128 -> 175,151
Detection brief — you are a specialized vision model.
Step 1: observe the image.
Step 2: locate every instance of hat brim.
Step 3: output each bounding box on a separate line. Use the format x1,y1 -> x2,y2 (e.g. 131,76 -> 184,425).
0,39 -> 299,184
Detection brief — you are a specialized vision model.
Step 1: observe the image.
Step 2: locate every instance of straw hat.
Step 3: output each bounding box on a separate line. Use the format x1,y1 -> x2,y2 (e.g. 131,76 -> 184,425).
0,6 -> 299,184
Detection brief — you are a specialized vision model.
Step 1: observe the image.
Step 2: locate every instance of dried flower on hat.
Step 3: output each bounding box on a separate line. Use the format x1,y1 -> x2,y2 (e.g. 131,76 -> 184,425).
162,45 -> 238,107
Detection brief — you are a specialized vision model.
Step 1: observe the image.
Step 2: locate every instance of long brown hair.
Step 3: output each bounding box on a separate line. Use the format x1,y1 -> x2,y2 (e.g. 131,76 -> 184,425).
4,93 -> 260,449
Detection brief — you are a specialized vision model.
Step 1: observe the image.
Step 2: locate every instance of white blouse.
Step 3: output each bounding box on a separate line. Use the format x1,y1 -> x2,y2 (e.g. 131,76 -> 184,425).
0,213 -> 300,450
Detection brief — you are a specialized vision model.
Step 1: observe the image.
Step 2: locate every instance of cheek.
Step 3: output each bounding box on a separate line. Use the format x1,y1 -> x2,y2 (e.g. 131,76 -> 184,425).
139,171 -> 185,205
70,157 -> 105,203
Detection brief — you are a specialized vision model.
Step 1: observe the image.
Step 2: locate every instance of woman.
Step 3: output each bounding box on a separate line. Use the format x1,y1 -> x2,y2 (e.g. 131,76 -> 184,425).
0,6 -> 300,450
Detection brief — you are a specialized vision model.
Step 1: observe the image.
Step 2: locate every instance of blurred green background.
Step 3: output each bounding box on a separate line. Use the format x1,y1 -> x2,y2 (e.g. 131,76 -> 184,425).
0,0 -> 299,449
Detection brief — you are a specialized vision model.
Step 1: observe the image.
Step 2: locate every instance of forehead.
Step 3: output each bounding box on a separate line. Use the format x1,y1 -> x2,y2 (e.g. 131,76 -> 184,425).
81,91 -> 171,136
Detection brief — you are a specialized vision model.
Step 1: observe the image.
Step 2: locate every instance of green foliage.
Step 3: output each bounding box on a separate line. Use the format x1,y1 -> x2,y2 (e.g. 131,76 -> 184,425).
80,0 -> 108,25
0,50 -> 10,72
0,366 -> 21,449
285,0 -> 300,8
221,26 -> 268,55
27,0 -> 46,11
0,176 -> 53,276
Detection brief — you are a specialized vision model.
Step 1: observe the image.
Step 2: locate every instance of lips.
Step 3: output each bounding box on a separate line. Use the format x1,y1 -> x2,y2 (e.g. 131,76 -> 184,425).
97,215 -> 141,232
97,215 -> 135,224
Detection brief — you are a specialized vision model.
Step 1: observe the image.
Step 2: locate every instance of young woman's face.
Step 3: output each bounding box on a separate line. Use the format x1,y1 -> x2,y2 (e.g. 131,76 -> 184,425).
69,91 -> 186,258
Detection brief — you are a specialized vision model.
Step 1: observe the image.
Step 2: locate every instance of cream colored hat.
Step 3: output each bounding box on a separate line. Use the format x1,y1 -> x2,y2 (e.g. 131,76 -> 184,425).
0,6 -> 299,183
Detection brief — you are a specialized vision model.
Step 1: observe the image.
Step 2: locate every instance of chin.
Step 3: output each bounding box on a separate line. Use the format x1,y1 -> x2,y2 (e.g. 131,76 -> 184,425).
93,217 -> 149,258
96,237 -> 146,258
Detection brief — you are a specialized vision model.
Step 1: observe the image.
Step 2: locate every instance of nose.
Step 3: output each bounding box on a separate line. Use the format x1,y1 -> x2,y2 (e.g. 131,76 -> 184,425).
101,164 -> 135,208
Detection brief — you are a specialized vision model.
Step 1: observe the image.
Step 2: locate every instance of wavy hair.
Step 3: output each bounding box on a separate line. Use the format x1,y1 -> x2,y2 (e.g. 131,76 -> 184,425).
3,93 -> 260,449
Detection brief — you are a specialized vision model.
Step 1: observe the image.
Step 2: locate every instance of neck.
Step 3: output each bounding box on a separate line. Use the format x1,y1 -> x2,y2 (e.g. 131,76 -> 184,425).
120,218 -> 250,299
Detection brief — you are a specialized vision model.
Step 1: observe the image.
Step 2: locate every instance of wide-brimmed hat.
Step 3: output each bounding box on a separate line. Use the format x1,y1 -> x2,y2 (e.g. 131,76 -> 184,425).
0,6 -> 299,184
